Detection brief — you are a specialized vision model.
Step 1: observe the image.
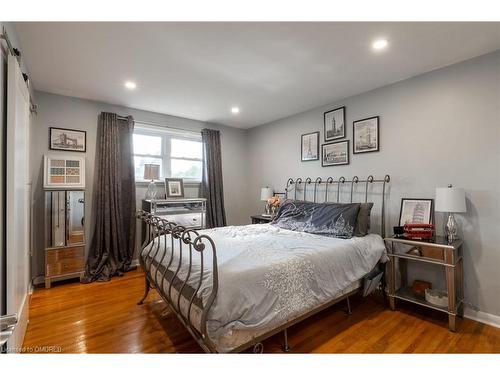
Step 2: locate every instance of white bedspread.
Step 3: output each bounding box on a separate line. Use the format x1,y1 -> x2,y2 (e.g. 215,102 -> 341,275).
143,224 -> 387,352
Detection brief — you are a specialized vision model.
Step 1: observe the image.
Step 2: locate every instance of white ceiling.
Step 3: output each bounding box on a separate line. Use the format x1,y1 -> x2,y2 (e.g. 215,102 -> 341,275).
15,22 -> 500,128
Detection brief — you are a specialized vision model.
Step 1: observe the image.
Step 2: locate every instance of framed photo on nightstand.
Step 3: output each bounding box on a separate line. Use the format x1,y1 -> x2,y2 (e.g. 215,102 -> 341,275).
399,198 -> 434,226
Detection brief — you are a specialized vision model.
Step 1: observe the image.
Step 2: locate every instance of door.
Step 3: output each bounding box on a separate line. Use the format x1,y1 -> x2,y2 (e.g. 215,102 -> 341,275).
4,54 -> 31,352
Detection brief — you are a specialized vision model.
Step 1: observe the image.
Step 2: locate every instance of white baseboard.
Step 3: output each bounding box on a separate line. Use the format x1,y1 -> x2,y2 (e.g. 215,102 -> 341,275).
464,307 -> 500,328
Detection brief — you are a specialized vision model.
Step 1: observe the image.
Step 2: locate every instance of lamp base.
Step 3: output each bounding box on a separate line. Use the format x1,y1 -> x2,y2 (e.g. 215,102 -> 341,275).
445,212 -> 459,244
145,180 -> 157,200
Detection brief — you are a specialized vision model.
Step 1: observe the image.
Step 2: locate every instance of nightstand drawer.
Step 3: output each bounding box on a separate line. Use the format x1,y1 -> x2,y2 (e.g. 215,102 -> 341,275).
408,245 -> 445,262
393,243 -> 448,263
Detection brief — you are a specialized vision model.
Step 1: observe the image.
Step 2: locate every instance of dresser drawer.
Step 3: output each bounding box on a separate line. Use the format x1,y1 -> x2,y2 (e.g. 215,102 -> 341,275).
160,213 -> 205,228
46,246 -> 85,263
46,257 -> 85,277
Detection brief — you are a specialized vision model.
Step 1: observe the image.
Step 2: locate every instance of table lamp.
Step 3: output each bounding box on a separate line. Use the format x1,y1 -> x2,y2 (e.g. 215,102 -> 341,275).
435,184 -> 466,243
144,164 -> 160,200
260,187 -> 273,216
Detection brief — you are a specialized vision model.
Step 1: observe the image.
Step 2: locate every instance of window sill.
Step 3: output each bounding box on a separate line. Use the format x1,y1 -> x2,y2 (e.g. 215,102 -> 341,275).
135,181 -> 202,187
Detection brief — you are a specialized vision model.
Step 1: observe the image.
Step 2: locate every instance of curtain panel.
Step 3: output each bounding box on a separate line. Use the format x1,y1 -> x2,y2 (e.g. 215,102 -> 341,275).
84,112 -> 136,282
201,128 -> 227,228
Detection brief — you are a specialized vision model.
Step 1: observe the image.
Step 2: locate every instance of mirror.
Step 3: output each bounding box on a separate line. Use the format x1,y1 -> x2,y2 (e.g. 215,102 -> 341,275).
45,190 -> 85,248
66,191 -> 85,245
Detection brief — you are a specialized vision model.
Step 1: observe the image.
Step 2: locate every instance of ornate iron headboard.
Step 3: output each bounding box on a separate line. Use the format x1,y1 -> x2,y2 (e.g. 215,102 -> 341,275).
283,175 -> 391,237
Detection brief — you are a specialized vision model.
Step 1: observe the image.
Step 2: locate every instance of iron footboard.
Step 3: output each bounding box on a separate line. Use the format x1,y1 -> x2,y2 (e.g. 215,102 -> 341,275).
137,210 -> 219,353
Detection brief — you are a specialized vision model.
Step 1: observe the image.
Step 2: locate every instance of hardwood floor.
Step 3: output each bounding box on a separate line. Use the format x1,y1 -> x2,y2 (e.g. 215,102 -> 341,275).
23,268 -> 500,353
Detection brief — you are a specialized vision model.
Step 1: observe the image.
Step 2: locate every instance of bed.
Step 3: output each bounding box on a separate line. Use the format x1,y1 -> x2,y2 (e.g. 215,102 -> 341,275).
137,174 -> 391,353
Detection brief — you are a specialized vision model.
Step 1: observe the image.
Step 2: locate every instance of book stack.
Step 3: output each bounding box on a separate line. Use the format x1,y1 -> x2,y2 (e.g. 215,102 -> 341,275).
403,223 -> 435,240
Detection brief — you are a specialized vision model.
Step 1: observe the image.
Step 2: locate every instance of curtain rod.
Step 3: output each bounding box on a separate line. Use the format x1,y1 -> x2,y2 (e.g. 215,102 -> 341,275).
116,116 -> 201,135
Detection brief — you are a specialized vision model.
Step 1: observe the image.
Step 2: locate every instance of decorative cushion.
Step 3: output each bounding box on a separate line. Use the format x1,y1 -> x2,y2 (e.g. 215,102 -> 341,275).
353,202 -> 374,237
272,200 -> 361,239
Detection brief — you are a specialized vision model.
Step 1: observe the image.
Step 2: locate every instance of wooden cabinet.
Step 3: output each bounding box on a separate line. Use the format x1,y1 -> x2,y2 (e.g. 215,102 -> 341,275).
44,190 -> 85,288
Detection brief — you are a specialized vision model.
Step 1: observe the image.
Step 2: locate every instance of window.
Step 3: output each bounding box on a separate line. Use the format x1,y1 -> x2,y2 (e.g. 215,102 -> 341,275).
133,124 -> 203,182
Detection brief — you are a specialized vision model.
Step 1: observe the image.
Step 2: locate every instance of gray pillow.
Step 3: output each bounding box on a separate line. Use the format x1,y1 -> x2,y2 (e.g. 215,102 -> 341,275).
272,200 -> 361,239
353,202 -> 374,237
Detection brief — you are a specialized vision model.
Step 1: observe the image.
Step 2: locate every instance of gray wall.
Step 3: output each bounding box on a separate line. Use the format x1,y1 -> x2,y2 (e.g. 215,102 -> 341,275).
30,91 -> 249,281
246,51 -> 500,317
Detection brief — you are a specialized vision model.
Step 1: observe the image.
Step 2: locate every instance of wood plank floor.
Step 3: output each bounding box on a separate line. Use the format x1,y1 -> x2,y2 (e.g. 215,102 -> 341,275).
23,269 -> 500,353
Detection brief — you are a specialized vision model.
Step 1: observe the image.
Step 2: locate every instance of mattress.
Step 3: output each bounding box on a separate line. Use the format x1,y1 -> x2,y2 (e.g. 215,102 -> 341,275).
142,223 -> 387,352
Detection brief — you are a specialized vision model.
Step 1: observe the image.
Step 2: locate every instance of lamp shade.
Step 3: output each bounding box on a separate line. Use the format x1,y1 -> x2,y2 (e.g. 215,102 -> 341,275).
435,186 -> 466,213
143,164 -> 160,180
260,187 -> 274,201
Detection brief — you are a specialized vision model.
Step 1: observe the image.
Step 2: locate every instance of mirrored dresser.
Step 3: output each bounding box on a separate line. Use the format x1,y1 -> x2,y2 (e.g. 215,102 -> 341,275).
141,198 -> 206,243
44,190 -> 85,288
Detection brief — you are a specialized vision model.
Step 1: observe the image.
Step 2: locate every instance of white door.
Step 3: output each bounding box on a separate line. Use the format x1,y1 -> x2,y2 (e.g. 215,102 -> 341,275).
5,54 -> 31,351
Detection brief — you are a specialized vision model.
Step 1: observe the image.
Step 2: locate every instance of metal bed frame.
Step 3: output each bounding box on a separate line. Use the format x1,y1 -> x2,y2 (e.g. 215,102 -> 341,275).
137,174 -> 390,353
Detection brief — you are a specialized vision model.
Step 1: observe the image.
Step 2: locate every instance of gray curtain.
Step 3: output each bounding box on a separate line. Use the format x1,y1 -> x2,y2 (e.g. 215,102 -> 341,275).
201,128 -> 227,228
84,112 -> 136,282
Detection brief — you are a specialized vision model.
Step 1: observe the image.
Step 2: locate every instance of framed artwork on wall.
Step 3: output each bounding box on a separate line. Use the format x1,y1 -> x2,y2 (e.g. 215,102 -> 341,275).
301,131 -> 319,161
324,106 -> 345,142
399,198 -> 434,226
353,116 -> 379,154
43,154 -> 86,189
165,178 -> 185,198
321,140 -> 349,167
49,127 -> 86,152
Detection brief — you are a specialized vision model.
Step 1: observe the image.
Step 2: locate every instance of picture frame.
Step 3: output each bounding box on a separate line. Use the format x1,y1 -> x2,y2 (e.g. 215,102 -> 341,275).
49,127 -> 87,152
43,154 -> 86,189
353,116 -> 379,154
399,198 -> 434,226
321,140 -> 349,167
165,178 -> 185,198
324,106 -> 345,142
301,131 -> 319,161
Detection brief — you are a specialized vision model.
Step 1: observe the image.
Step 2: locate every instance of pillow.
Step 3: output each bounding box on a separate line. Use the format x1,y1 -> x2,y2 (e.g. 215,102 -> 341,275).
353,202 -> 374,237
272,200 -> 361,239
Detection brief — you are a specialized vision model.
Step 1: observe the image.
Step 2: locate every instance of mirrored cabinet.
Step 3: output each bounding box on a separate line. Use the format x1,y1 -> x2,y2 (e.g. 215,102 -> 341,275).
44,190 -> 85,288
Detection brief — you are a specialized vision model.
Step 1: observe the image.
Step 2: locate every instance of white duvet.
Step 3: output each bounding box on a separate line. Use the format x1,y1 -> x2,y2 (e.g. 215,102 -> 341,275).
143,224 -> 387,352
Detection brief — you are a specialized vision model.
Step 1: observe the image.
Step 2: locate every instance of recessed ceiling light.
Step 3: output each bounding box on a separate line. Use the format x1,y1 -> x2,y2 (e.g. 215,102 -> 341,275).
372,39 -> 388,51
231,107 -> 240,114
124,81 -> 137,90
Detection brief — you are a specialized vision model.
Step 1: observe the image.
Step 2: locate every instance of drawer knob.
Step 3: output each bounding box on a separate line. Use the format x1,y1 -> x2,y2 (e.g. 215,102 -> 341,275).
407,246 -> 422,257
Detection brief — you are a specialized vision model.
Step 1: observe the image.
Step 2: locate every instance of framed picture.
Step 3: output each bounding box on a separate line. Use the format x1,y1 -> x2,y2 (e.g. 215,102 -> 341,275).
399,198 -> 434,226
353,116 -> 379,154
43,154 -> 86,189
321,140 -> 349,167
324,106 -> 345,142
49,127 -> 86,152
301,131 -> 319,161
165,178 -> 185,198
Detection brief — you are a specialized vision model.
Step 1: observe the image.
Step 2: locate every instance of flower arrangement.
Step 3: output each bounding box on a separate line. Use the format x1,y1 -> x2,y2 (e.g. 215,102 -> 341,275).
267,195 -> 281,216
267,196 -> 281,207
